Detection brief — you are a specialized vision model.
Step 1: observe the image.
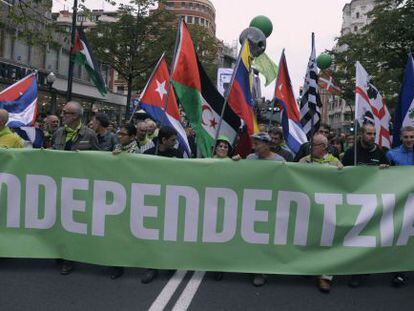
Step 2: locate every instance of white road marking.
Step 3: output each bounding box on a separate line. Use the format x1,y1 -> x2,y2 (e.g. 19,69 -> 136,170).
148,270 -> 188,311
171,271 -> 206,311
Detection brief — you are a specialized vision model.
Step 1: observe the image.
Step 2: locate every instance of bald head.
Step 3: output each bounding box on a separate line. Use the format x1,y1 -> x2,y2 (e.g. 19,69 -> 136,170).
0,109 -> 9,129
62,101 -> 83,128
311,133 -> 328,158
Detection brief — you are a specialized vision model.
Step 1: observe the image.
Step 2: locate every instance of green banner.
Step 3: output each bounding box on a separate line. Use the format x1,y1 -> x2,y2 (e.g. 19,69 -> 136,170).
1,149 -> 414,275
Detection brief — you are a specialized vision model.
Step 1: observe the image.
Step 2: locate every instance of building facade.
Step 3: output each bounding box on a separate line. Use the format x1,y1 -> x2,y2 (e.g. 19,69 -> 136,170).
158,0 -> 216,35
327,0 -> 376,133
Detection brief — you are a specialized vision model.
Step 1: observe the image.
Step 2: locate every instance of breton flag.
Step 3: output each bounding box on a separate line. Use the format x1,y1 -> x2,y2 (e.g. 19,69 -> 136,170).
72,27 -> 107,96
274,50 -> 308,154
300,33 -> 321,137
139,54 -> 191,157
393,54 -> 414,146
171,20 -> 241,157
355,61 -> 392,149
318,72 -> 341,96
0,72 -> 38,127
227,39 -> 259,135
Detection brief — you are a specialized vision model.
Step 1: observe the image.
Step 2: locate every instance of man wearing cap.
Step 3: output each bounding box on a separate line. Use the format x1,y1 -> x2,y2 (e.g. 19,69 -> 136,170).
246,132 -> 283,287
0,109 -> 23,148
247,132 -> 285,161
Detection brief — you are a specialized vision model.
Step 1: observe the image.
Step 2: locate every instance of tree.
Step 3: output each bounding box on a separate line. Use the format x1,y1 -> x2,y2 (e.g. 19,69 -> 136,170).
331,0 -> 414,111
87,0 -> 177,118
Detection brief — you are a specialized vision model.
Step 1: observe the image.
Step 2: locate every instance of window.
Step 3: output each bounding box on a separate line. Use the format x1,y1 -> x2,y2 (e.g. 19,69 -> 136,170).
356,12 -> 360,18
194,17 -> 199,24
187,16 -> 193,23
200,18 -> 204,25
354,25 -> 358,32
181,2 -> 186,7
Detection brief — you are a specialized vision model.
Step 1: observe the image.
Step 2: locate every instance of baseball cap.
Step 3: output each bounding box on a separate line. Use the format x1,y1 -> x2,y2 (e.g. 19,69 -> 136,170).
251,132 -> 271,143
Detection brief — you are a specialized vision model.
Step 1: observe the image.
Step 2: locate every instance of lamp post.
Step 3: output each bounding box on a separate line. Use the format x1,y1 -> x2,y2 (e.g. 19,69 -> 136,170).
46,72 -> 57,115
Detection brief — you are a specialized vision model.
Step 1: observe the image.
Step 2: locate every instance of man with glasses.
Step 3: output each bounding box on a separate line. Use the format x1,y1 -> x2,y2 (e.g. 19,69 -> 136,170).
294,123 -> 339,161
52,101 -> 99,275
53,101 -> 99,151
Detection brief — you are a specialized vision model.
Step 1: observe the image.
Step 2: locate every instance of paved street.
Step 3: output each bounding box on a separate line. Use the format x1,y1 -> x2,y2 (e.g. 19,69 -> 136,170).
1,258 -> 414,311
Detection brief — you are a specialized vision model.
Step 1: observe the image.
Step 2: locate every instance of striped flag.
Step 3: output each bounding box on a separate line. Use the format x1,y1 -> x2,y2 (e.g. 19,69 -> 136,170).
72,27 -> 107,96
300,34 -> 321,138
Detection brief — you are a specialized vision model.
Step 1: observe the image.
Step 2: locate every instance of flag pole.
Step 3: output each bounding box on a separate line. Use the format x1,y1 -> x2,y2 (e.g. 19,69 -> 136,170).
309,32 -> 316,163
354,62 -> 359,166
213,39 -> 247,155
66,0 -> 78,102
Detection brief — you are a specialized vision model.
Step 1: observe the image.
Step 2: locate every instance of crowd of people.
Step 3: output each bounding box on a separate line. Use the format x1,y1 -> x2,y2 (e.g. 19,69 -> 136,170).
1,100 -> 413,294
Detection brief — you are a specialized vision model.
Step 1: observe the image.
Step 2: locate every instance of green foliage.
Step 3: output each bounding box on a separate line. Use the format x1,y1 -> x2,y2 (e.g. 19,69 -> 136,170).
331,0 -> 414,110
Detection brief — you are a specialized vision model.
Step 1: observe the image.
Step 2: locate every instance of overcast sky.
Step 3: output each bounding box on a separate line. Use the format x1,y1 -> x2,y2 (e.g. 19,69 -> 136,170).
52,0 -> 350,99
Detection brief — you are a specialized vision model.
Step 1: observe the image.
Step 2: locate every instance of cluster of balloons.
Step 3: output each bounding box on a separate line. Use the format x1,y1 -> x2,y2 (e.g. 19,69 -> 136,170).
239,15 -> 333,70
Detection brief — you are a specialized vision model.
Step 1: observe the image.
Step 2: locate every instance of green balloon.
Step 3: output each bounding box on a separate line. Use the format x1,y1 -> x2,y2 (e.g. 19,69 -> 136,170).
250,16 -> 273,38
317,53 -> 332,70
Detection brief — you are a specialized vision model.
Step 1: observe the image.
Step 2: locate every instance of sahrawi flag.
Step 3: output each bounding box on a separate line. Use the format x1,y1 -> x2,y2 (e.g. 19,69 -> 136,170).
355,61 -> 392,149
171,20 -> 241,157
139,54 -> 191,157
393,53 -> 414,146
0,72 -> 38,127
72,27 -> 107,96
300,33 -> 322,138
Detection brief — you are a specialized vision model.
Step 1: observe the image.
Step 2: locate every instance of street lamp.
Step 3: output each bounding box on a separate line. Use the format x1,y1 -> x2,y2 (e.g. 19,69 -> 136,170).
46,72 -> 57,115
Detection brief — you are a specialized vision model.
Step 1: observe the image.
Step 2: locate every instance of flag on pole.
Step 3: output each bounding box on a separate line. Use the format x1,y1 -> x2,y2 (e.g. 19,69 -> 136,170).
393,54 -> 414,146
355,61 -> 392,149
171,20 -> 241,157
0,73 -> 38,127
300,34 -> 321,137
318,72 -> 341,96
227,40 -> 259,136
254,52 -> 278,87
72,27 -> 107,96
139,54 -> 191,157
274,50 -> 308,154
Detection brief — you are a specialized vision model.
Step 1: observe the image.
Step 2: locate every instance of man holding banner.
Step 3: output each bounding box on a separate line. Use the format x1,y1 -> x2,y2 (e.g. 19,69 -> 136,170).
0,109 -> 23,149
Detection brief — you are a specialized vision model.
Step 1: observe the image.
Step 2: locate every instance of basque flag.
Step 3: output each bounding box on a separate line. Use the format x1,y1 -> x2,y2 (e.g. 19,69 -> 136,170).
227,40 -> 259,135
139,54 -> 191,157
0,73 -> 38,127
274,51 -> 308,154
393,54 -> 414,146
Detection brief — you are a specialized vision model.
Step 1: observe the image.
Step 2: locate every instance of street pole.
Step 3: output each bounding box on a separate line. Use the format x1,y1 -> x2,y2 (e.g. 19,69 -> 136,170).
66,0 -> 78,102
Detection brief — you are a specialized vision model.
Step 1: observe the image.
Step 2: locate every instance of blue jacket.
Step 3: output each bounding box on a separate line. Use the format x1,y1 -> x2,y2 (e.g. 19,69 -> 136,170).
386,145 -> 414,166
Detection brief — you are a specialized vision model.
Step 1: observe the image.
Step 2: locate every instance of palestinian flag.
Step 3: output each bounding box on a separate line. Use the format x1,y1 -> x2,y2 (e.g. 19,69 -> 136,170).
72,27 -> 107,96
171,20 -> 241,157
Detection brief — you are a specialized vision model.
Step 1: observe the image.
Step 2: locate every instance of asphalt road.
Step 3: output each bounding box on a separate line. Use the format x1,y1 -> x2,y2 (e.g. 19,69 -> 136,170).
1,258 -> 414,311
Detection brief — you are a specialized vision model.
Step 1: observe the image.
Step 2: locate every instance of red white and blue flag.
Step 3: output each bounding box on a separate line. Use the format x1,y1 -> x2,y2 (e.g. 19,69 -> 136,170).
274,51 -> 308,154
139,54 -> 191,157
0,73 -> 38,127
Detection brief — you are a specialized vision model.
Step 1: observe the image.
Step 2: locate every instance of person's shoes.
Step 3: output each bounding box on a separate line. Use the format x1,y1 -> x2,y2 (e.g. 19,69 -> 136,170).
252,274 -> 266,287
391,274 -> 407,288
214,272 -> 224,281
348,275 -> 362,288
318,278 -> 331,293
60,260 -> 73,275
141,269 -> 158,284
110,267 -> 124,280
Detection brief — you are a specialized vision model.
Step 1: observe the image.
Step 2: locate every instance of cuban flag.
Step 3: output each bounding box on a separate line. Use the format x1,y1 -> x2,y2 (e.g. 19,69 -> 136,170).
393,54 -> 414,146
139,54 -> 192,157
274,50 -> 308,154
0,72 -> 38,128
13,127 -> 44,148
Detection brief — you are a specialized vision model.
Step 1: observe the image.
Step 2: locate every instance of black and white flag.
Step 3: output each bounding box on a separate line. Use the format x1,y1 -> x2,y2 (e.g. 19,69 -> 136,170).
300,33 -> 321,138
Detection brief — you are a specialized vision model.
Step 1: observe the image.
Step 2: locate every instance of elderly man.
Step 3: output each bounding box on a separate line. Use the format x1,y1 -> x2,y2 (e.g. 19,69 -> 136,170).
136,121 -> 154,153
145,118 -> 158,140
299,133 -> 342,293
52,101 -> 99,275
0,109 -> 23,148
53,101 -> 99,151
43,115 -> 60,148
